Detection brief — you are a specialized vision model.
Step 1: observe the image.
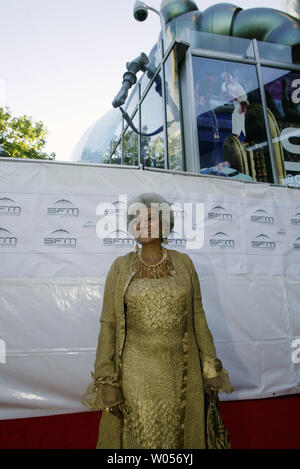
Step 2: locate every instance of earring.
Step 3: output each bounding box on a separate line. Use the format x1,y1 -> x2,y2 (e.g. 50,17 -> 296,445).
135,241 -> 139,251
162,237 -> 168,244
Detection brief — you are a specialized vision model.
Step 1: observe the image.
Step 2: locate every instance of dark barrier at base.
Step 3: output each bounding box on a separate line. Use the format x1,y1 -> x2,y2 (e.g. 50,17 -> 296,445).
0,394 -> 299,450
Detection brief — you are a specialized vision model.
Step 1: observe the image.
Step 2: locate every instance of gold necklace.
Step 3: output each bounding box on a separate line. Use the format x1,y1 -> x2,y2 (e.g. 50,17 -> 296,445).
135,246 -> 169,279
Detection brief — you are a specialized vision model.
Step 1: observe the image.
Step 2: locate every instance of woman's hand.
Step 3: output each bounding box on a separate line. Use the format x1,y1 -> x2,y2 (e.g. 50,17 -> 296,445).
203,374 -> 234,394
101,383 -> 124,419
203,375 -> 224,393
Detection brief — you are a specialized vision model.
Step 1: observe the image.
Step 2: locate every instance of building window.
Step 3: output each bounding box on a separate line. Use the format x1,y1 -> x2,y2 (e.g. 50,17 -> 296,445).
261,66 -> 300,187
140,70 -> 164,168
192,56 -> 274,183
123,113 -> 139,166
165,49 -> 184,171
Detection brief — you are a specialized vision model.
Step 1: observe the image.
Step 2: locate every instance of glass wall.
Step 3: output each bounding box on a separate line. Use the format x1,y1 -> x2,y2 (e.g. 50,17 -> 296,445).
71,108 -> 123,164
261,66 -> 300,187
140,70 -> 164,168
258,42 -> 294,65
180,29 -> 254,59
125,82 -> 139,119
165,49 -> 184,171
95,31 -> 300,190
192,56 -> 274,183
123,113 -> 139,166
140,43 -> 162,98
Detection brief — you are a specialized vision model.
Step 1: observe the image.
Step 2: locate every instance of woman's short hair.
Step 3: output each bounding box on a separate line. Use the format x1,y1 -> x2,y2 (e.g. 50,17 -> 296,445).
127,192 -> 174,240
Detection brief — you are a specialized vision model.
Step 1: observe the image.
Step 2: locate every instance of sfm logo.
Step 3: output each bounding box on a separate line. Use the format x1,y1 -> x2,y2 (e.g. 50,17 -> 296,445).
250,209 -> 274,224
47,199 -> 79,217
290,211 -> 300,225
0,339 -> 6,364
0,227 -> 17,247
82,221 -> 96,230
99,199 -> 139,247
0,197 -> 21,216
208,205 -> 232,222
293,236 -> 300,250
251,234 -> 276,249
44,229 -> 77,248
209,232 -> 235,248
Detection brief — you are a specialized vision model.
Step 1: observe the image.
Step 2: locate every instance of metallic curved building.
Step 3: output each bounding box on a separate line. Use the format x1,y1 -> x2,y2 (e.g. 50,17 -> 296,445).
72,0 -> 300,188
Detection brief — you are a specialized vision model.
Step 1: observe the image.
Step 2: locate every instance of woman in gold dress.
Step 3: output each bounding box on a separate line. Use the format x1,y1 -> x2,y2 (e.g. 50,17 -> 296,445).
81,192 -> 234,449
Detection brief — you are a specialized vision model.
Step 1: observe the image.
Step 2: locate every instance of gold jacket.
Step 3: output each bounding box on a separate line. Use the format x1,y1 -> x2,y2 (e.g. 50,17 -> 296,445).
81,248 -> 234,449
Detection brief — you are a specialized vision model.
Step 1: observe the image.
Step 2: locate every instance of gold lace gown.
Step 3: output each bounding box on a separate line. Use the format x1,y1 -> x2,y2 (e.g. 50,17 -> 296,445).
121,274 -> 187,449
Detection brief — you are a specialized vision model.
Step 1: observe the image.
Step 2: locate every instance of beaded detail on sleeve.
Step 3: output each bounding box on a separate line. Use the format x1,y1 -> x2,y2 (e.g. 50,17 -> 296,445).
81,371 -> 122,411
91,372 -> 120,388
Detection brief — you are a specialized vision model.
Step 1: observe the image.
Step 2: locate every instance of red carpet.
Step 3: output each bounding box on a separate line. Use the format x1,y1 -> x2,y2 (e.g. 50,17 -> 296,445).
0,394 -> 299,449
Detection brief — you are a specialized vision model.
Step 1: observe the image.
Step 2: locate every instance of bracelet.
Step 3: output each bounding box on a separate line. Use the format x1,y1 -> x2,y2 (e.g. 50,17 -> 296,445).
91,371 -> 120,388
103,400 -> 122,410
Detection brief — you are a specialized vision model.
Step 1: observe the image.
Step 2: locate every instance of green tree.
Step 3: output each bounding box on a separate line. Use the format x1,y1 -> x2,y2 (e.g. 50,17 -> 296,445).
0,106 -> 55,159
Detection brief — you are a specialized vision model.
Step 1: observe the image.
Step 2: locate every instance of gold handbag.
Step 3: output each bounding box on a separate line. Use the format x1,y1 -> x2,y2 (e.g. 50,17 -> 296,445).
205,388 -> 231,449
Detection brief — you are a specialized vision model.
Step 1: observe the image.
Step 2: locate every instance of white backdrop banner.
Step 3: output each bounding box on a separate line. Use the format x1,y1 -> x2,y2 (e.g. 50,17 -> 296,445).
0,159 -> 299,420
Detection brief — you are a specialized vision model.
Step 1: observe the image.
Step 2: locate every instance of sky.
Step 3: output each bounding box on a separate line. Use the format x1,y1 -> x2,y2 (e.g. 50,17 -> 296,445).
0,0 -> 288,161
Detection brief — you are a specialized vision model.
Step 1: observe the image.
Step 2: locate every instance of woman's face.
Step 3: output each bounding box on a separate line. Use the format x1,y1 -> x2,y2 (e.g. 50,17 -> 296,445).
136,206 -> 162,244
